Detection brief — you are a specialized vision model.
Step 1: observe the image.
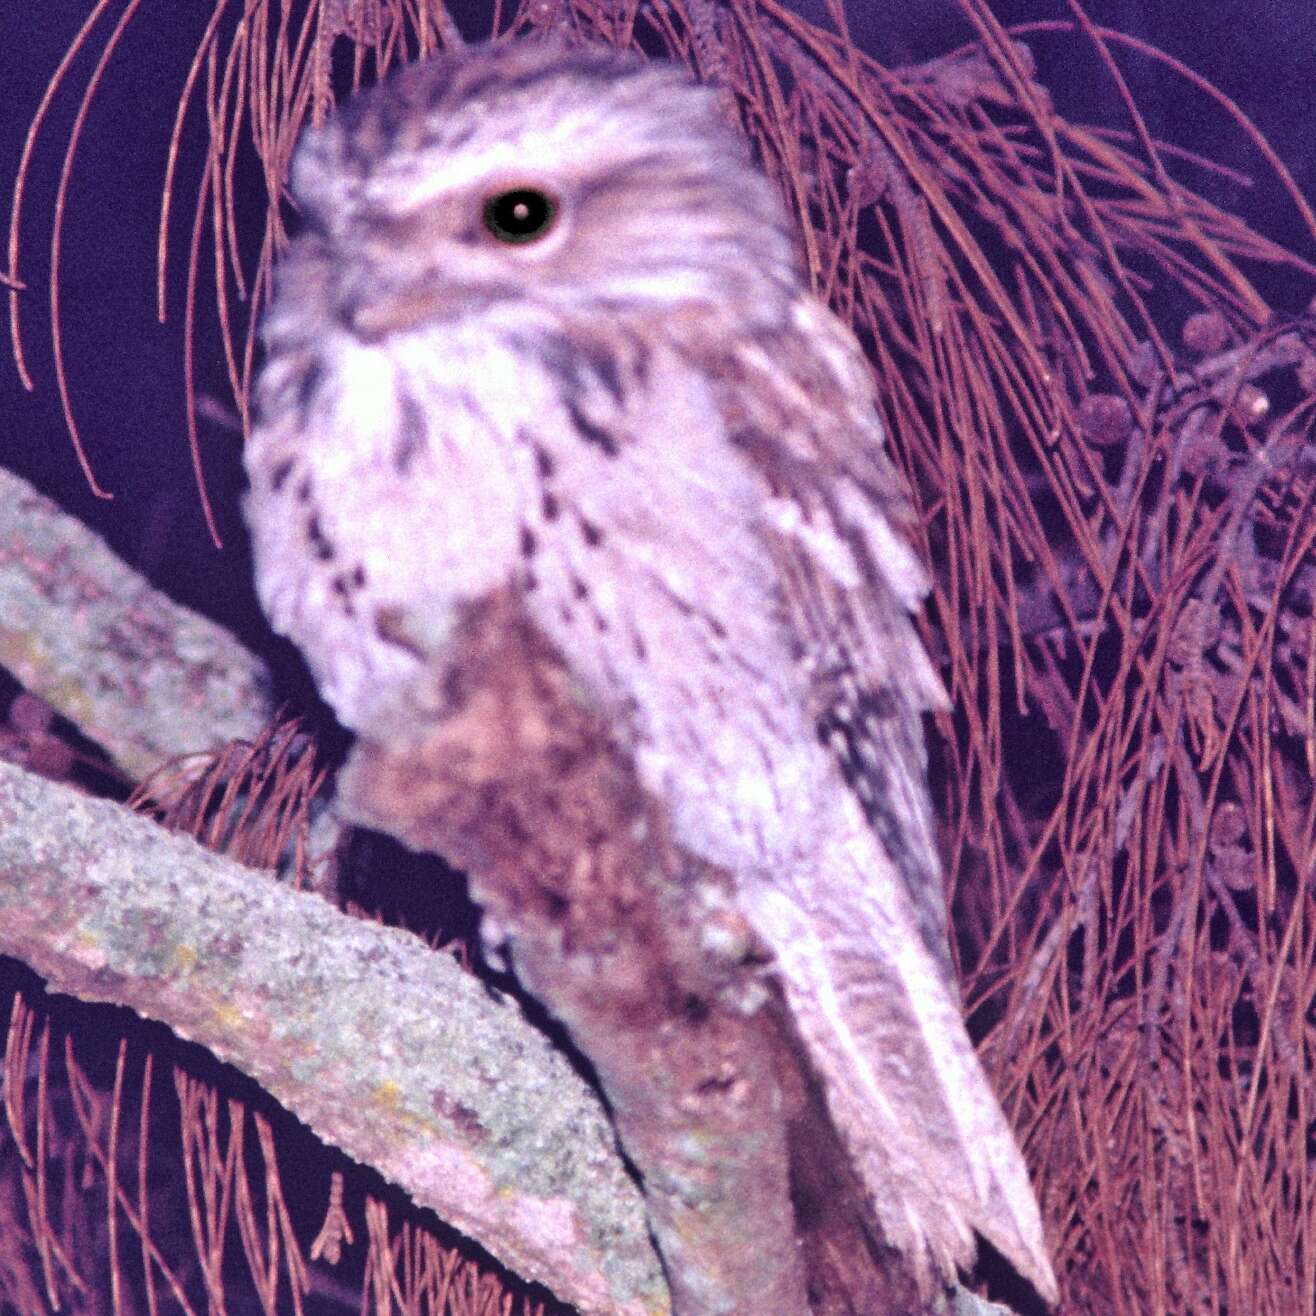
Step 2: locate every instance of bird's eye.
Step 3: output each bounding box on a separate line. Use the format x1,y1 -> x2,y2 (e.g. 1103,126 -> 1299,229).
482,187 -> 558,245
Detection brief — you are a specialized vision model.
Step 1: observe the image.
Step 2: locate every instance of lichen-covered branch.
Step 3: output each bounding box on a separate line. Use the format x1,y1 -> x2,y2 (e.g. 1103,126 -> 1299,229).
0,758 -> 665,1316
0,466 -> 269,779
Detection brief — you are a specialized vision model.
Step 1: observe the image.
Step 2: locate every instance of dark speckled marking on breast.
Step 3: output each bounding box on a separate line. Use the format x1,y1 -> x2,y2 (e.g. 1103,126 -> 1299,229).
565,398 -> 621,457
306,513 -> 336,561
393,388 -> 427,472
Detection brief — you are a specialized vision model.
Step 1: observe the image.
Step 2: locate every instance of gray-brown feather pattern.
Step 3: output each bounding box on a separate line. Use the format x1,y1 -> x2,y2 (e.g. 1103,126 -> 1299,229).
693,313 -> 950,968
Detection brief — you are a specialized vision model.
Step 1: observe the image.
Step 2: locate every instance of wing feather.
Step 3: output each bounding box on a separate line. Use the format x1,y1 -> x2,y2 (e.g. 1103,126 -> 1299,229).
715,297 -> 951,966
692,296 -> 1057,1301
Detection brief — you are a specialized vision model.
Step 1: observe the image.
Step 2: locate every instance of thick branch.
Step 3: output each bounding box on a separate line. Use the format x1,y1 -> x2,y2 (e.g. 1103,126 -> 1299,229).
0,759 -> 665,1316
0,466 -> 269,778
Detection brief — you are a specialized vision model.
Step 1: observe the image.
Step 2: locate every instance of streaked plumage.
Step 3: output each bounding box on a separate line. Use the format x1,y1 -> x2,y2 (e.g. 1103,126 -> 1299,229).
244,39 -> 1055,1301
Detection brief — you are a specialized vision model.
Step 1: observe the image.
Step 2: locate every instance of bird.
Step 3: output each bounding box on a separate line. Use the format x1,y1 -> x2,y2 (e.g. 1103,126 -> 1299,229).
243,37 -> 1056,1303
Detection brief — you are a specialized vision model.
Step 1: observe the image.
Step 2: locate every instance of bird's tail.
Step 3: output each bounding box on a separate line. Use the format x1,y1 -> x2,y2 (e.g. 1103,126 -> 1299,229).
748,851 -> 1058,1303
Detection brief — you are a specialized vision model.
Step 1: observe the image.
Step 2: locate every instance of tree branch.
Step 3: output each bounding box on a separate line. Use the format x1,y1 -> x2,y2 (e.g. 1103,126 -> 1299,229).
0,758 -> 666,1316
0,467 -> 269,778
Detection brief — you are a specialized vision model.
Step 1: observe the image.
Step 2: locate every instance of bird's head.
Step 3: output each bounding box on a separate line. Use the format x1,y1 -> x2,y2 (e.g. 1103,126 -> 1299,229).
286,40 -> 802,339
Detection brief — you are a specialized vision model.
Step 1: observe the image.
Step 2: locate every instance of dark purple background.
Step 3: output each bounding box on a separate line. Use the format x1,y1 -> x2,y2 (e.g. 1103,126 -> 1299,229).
2,0 -> 1313,720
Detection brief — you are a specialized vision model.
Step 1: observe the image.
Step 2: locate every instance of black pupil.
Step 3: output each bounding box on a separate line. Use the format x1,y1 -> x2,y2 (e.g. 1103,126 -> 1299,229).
484,188 -> 554,243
